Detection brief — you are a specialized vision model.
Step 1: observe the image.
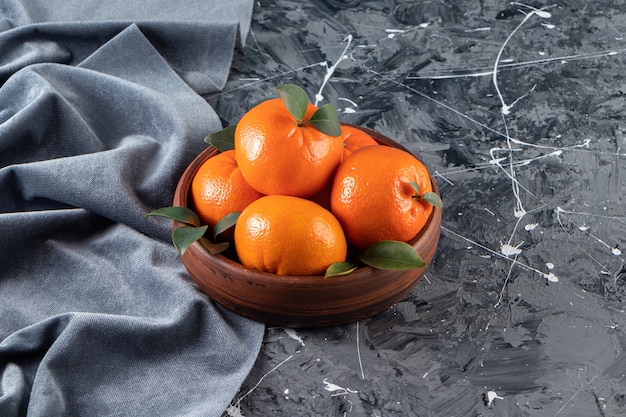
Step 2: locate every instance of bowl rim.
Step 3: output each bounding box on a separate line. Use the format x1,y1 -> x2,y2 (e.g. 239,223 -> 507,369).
172,123 -> 442,283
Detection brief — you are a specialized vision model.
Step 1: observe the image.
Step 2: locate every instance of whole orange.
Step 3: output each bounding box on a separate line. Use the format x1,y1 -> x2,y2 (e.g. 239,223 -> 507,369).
234,195 -> 347,276
330,145 -> 435,250
190,150 -> 264,227
340,125 -> 379,161
234,98 -> 343,198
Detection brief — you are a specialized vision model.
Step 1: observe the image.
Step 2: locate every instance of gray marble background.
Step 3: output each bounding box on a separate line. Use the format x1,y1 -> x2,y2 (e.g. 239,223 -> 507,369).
210,1 -> 625,415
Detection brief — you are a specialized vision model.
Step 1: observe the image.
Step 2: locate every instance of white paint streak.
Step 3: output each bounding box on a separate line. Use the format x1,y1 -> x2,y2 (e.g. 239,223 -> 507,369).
338,97 -> 358,114
314,35 -> 353,106
283,328 -> 305,346
465,27 -> 491,32
407,51 -> 621,81
442,226 -> 553,282
226,355 -> 294,417
356,321 -> 365,379
492,4 -> 554,115
338,97 -> 358,107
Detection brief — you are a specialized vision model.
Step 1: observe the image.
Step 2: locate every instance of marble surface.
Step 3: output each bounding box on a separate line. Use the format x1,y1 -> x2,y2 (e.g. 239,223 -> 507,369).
211,1 -> 626,415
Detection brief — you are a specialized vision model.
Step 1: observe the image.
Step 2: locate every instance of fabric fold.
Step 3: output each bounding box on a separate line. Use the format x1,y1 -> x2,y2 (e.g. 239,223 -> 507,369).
0,0 -> 254,94
0,1 -> 263,416
1,25 -> 219,238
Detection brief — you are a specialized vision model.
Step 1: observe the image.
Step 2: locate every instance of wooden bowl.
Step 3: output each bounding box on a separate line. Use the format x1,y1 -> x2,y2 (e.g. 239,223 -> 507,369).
173,125 -> 442,328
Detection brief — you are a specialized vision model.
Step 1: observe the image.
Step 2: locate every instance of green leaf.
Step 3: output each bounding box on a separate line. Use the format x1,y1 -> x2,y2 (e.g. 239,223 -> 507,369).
275,84 -> 309,122
204,125 -> 236,151
360,240 -> 426,270
325,262 -> 357,277
421,191 -> 443,208
213,212 -> 240,240
172,225 -> 208,256
199,237 -> 230,256
145,206 -> 200,227
409,182 -> 443,208
307,103 -> 341,136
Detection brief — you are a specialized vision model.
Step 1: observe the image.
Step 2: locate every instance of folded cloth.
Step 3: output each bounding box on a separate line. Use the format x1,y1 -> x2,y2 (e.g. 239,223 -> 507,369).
0,2 -> 264,417
0,1 -> 253,94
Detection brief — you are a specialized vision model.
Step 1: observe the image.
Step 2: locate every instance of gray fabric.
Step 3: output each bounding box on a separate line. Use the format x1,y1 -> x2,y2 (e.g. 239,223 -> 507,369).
0,2 -> 264,416
0,1 -> 253,94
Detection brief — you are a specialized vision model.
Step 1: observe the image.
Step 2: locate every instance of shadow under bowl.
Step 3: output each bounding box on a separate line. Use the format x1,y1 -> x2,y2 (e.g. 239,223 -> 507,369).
173,124 -> 442,328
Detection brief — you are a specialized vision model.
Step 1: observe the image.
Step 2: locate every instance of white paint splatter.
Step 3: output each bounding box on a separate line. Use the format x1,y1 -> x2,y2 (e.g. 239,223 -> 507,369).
283,328 -> 305,346
323,379 -> 358,396
314,35 -> 353,106
486,390 -> 504,406
225,405 -> 245,417
501,242 -> 523,256
226,355 -> 294,417
513,2 -> 552,19
544,272 -> 559,282
525,223 -> 538,231
546,262 -> 554,270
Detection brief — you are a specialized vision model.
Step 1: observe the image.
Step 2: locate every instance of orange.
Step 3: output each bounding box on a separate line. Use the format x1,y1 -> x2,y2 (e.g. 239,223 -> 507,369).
340,125 -> 379,161
190,150 -> 264,227
307,126 -> 379,209
234,195 -> 347,276
330,145 -> 434,250
234,98 -> 344,198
